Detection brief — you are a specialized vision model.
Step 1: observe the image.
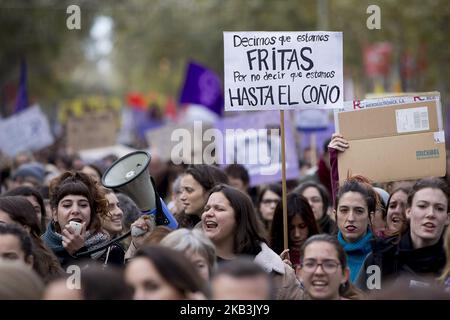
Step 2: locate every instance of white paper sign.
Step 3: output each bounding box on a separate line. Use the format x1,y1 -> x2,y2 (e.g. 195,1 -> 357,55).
0,105 -> 54,156
224,31 -> 343,111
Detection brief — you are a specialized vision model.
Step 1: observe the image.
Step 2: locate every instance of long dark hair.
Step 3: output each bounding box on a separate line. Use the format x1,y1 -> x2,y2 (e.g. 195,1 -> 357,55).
134,245 -> 210,298
4,185 -> 46,233
385,186 -> 411,237
294,181 -> 330,218
0,196 -> 63,283
184,164 -> 229,192
270,193 -> 319,254
208,184 -> 266,256
334,176 -> 378,214
334,176 -> 378,240
0,196 -> 41,235
256,183 -> 282,230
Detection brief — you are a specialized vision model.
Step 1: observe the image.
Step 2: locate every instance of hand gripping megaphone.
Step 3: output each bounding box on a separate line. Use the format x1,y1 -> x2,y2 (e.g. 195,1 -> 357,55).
101,150 -> 178,230
75,150 -> 178,259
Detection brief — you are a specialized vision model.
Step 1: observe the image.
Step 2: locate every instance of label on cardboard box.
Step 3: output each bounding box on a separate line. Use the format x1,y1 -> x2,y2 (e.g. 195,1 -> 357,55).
395,107 -> 429,133
433,131 -> 445,144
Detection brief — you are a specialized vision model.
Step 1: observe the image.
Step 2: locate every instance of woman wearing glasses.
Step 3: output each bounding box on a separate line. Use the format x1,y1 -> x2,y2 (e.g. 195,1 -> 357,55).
256,184 -> 282,234
298,234 -> 364,300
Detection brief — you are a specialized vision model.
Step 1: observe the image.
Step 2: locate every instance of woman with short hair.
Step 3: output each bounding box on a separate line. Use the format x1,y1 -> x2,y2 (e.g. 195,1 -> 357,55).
161,228 -> 216,281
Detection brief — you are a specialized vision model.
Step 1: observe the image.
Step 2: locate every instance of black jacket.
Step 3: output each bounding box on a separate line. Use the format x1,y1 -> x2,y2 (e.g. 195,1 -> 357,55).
318,213 -> 337,235
355,229 -> 446,290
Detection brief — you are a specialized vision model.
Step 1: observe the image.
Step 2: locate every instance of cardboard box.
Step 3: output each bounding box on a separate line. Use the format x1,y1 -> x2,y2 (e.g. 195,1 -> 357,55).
336,98 -> 446,183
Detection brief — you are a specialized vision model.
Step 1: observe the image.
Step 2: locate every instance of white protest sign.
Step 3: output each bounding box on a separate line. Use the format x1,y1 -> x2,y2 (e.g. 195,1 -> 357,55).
0,105 -> 54,156
224,31 -> 343,111
295,109 -> 330,131
146,121 -> 214,163
66,111 -> 118,152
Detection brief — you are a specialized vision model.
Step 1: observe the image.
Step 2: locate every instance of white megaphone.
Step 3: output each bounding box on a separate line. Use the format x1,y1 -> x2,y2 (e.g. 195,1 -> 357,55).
101,150 -> 178,230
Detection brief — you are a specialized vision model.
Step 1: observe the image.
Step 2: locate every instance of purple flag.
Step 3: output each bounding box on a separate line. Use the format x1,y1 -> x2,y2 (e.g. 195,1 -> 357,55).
179,61 -> 223,116
14,60 -> 28,114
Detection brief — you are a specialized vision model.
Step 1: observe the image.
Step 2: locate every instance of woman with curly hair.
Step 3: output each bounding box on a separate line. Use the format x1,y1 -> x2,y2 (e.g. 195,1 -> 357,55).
42,171 -> 111,267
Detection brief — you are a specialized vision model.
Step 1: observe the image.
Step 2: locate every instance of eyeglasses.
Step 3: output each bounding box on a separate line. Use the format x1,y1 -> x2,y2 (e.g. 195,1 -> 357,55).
301,259 -> 340,273
261,199 -> 280,205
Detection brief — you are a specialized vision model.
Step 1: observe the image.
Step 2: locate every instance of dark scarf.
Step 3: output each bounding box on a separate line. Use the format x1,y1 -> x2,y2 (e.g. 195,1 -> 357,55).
396,231 -> 446,276
42,221 -> 109,266
373,230 -> 446,282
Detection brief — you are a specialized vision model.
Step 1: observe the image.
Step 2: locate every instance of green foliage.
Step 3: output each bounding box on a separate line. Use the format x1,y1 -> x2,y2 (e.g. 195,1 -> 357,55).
0,0 -> 448,110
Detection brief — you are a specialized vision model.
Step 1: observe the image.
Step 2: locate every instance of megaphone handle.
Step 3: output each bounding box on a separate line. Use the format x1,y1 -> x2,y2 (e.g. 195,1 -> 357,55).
150,176 -> 169,225
75,230 -> 131,258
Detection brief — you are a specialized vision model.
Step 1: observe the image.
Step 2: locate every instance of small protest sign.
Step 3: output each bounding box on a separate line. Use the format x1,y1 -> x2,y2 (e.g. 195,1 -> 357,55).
66,111 -> 117,152
145,121 -> 213,163
295,109 -> 330,131
0,105 -> 54,157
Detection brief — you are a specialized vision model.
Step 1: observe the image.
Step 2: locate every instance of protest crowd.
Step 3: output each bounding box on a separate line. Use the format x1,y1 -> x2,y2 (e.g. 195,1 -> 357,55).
0,128 -> 449,301
0,2 -> 449,304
